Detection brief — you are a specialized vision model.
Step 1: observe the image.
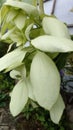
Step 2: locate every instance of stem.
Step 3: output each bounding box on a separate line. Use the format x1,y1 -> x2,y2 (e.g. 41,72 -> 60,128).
38,0 -> 44,14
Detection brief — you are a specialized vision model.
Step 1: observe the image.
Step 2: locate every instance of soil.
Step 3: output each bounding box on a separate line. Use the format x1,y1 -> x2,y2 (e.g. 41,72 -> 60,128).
0,107 -> 44,130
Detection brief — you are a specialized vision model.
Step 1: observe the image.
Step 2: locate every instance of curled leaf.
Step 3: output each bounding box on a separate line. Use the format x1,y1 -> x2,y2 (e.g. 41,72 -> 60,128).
25,23 -> 33,40
4,0 -> 39,16
10,64 -> 26,79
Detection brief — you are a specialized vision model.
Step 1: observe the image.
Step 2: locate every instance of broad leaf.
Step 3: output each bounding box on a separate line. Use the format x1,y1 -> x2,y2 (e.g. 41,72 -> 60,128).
30,51 -> 60,110
42,17 -> 70,39
31,35 -> 73,52
10,80 -> 28,116
50,94 -> 65,124
0,47 -> 27,71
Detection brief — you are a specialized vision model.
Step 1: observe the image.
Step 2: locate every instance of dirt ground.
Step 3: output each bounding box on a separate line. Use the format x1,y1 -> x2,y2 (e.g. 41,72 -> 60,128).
0,107 -> 44,130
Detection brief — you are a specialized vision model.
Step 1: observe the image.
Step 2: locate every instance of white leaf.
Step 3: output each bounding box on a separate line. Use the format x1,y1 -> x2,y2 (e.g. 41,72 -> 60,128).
6,9 -> 18,22
10,80 -> 28,116
30,51 -> 60,110
4,0 -> 39,16
14,12 -> 26,30
31,35 -> 73,52
26,77 -> 36,101
0,47 -> 27,71
42,17 -> 70,39
50,94 -> 65,124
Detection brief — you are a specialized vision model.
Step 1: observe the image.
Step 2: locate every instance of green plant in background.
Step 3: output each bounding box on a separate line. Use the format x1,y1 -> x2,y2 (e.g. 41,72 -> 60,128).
0,72 -> 14,107
0,0 -> 73,124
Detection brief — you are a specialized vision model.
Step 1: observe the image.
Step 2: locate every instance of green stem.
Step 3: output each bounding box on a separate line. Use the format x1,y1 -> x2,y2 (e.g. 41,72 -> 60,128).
38,0 -> 44,14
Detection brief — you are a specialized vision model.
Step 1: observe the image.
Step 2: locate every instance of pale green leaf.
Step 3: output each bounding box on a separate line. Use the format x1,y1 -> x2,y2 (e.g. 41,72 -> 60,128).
26,77 -> 36,101
4,0 -> 39,16
1,5 -> 9,22
50,94 -> 65,124
10,64 -> 26,79
30,51 -> 60,110
6,8 -> 18,22
5,62 -> 23,72
22,0 -> 37,6
31,35 -> 73,52
14,12 -> 26,30
10,80 -> 28,116
25,23 -> 33,40
9,30 -> 26,46
0,10 -> 1,25
0,47 -> 27,71
10,69 -> 21,79
1,28 -> 15,40
42,17 -> 70,39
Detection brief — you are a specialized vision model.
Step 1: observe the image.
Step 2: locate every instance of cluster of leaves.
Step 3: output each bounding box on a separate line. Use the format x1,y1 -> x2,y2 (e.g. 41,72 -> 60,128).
22,103 -> 69,130
0,0 -> 73,124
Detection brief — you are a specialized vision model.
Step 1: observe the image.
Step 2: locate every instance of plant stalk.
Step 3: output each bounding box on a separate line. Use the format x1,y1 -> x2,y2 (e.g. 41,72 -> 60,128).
38,0 -> 44,14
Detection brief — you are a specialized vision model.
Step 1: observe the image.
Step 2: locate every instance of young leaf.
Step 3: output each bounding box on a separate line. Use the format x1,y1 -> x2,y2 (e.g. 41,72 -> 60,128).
9,29 -> 26,46
50,94 -> 65,124
0,47 -> 27,71
1,5 -> 9,23
14,12 -> 26,30
6,8 -> 18,23
4,0 -> 39,17
31,35 -> 73,52
22,0 -> 37,6
42,17 -> 70,39
1,28 -> 15,40
10,80 -> 28,116
25,23 -> 33,40
30,51 -> 60,110
10,64 -> 26,79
